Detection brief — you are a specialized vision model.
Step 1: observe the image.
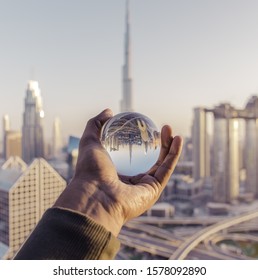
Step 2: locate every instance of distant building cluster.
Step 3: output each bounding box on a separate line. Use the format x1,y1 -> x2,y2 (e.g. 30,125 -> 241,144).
2,80 -> 63,164
0,81 -> 80,259
192,96 -> 258,203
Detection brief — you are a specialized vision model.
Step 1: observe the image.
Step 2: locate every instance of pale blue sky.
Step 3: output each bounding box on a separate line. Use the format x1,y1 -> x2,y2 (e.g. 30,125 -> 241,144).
1,0 -> 258,141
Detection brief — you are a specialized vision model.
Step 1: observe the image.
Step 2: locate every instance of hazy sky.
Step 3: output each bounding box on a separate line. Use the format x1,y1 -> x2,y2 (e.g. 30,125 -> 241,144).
1,0 -> 258,142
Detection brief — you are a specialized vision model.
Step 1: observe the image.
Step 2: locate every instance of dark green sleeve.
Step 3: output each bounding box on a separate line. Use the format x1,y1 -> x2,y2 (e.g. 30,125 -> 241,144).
14,207 -> 120,260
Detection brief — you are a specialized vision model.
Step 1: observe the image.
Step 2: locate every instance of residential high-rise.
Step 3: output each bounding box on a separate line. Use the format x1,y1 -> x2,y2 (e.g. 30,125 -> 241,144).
120,0 -> 133,112
22,81 -> 45,163
0,157 -> 66,259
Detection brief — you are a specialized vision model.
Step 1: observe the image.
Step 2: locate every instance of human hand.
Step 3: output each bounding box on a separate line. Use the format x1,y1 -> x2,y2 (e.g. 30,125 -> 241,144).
54,109 -> 183,236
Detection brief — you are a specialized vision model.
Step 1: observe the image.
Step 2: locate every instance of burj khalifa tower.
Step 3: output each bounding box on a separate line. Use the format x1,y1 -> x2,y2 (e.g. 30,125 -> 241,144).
120,0 -> 133,112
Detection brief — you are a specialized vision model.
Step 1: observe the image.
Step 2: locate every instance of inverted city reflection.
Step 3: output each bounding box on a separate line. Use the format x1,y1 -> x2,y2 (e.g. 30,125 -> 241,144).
100,112 -> 161,176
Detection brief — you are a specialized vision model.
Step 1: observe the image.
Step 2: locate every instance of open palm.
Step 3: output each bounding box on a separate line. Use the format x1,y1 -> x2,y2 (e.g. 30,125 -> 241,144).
55,109 -> 183,236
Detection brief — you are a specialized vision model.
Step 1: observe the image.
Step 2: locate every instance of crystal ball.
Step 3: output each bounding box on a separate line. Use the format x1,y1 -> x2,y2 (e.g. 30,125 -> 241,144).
100,112 -> 161,176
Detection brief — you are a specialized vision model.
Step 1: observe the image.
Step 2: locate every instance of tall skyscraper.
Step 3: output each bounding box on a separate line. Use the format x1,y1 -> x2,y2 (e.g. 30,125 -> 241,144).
213,104 -> 239,203
3,114 -> 10,132
120,0 -> 133,112
245,96 -> 258,197
192,107 -> 210,181
192,104 -> 240,203
0,157 -> 66,259
192,96 -> 258,202
22,81 -> 45,163
52,117 -> 63,158
2,114 -> 10,158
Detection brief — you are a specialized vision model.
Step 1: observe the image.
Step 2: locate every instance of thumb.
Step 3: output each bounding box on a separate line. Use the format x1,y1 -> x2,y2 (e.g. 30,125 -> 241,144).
80,108 -> 113,147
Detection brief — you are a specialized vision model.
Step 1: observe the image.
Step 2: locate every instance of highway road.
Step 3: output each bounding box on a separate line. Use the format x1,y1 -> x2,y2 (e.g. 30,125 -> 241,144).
118,210 -> 258,260
169,209 -> 258,260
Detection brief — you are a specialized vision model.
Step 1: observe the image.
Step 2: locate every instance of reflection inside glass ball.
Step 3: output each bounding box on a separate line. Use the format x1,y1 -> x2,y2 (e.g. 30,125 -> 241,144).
100,112 -> 161,176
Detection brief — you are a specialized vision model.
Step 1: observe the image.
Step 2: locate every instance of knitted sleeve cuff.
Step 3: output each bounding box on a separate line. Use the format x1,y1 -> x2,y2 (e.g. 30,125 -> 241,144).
14,207 -> 120,260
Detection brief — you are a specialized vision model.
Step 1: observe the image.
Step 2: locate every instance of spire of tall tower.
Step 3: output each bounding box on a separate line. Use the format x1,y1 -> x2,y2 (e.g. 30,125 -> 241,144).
126,0 -> 130,70
120,0 -> 133,112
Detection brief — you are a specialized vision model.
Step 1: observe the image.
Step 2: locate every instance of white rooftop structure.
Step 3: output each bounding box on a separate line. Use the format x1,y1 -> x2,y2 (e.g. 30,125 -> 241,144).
0,168 -> 22,191
0,156 -> 66,259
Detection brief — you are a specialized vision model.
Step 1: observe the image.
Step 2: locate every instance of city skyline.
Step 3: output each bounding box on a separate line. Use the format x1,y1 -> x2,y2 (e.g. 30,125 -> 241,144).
1,1 -> 258,261
1,1 -> 258,140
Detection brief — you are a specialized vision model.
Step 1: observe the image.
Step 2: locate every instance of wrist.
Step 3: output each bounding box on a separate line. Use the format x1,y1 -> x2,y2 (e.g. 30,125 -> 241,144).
53,179 -> 124,236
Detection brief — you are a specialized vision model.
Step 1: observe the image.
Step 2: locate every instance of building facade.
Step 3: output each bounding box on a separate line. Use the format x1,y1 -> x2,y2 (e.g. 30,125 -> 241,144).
0,157 -> 66,259
4,131 -> 22,160
192,96 -> 258,202
213,109 -> 239,203
245,96 -> 258,197
52,117 -> 63,158
22,81 -> 45,163
2,114 -> 10,159
192,107 -> 210,181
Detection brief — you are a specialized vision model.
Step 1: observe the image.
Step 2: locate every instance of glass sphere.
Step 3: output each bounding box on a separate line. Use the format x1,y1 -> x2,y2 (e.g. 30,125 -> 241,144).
100,112 -> 161,176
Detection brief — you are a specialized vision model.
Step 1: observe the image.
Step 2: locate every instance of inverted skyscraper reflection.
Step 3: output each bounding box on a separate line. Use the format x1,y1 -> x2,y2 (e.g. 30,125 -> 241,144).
100,112 -> 161,176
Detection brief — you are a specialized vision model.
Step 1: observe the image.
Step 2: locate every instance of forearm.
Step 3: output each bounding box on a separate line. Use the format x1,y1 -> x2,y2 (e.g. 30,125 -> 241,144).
14,207 -> 120,260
